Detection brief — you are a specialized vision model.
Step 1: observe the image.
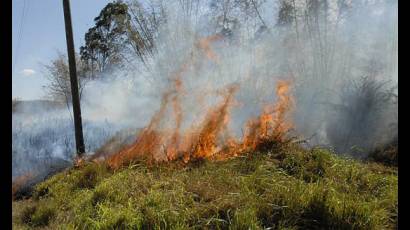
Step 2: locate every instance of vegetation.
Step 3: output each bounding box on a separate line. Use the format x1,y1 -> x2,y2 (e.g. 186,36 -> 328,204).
80,1 -> 132,74
80,0 -> 160,74
12,144 -> 397,229
367,137 -> 398,167
325,76 -> 398,156
42,52 -> 90,104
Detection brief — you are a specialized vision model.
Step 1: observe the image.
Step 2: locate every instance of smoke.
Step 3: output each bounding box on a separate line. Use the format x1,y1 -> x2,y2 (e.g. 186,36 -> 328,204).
12,109 -> 126,180
12,0 -> 397,181
138,0 -> 397,156
286,0 -> 398,154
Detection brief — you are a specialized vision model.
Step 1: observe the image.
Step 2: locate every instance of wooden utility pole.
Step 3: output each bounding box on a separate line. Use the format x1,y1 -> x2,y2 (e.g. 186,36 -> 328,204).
63,0 -> 85,156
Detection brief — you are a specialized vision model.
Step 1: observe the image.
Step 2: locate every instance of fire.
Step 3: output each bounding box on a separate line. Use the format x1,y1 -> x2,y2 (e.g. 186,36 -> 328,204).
106,34 -> 294,169
196,34 -> 223,63
242,80 -> 294,151
189,84 -> 238,160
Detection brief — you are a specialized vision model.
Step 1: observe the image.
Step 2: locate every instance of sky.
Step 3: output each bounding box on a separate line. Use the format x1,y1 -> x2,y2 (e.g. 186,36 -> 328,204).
12,0 -> 113,100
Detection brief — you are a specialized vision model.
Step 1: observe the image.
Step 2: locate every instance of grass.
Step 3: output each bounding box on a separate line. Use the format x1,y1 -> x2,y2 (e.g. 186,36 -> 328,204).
12,143 -> 397,229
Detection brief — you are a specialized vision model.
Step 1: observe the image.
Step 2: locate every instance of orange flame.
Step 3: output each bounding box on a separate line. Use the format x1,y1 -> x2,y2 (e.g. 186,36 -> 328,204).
242,80 -> 294,151
190,84 -> 238,160
196,34 -> 223,63
106,34 -> 294,169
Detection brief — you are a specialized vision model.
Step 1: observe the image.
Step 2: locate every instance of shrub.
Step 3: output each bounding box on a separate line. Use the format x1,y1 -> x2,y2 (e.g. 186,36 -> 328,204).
325,76 -> 397,157
30,204 -> 55,227
367,137 -> 398,167
20,204 -> 55,227
20,205 -> 37,225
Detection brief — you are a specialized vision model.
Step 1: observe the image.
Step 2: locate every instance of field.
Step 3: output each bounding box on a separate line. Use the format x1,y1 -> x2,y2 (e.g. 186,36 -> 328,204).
12,143 -> 397,229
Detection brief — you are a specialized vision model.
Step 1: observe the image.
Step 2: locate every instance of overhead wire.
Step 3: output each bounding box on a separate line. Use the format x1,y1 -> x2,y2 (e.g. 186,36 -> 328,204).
13,0 -> 29,76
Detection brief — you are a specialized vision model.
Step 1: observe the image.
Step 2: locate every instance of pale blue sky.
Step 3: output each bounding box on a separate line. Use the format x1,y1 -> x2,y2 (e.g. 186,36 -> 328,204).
12,0 -> 113,100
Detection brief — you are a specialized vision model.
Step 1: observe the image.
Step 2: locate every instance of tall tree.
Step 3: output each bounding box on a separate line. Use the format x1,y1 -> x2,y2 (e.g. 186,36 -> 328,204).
80,1 -> 161,74
80,1 -> 131,75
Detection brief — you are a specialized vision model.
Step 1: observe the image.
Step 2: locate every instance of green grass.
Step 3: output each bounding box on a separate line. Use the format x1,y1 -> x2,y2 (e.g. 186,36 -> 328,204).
12,144 -> 397,229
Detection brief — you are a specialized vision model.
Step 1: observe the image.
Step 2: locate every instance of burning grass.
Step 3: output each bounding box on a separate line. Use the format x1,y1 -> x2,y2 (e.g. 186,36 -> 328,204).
12,143 -> 397,229
98,33 -> 296,169
106,78 -> 294,169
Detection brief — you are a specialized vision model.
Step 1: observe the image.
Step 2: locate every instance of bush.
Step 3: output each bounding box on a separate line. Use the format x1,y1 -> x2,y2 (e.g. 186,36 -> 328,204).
31,205 -> 55,227
325,76 -> 397,156
20,205 -> 37,225
20,204 -> 55,227
367,137 -> 398,167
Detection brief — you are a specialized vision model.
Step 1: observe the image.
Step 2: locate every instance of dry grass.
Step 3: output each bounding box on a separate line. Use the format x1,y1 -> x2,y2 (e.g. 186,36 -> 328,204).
12,143 -> 397,229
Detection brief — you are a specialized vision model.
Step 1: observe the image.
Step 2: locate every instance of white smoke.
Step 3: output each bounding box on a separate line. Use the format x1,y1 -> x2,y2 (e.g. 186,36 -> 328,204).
12,0 -> 397,181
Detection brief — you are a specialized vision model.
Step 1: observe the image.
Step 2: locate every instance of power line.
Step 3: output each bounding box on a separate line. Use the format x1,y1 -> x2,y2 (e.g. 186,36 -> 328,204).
13,0 -> 29,76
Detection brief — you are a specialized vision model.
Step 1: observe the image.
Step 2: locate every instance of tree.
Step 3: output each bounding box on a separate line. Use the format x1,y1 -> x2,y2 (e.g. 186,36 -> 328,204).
43,52 -> 89,105
127,0 -> 163,61
277,0 -> 294,27
80,1 -> 167,73
209,0 -> 242,36
208,0 -> 270,39
80,1 -> 131,75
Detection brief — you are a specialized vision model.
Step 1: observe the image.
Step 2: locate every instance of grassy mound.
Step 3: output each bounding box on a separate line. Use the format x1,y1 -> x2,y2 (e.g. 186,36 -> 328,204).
12,144 -> 397,229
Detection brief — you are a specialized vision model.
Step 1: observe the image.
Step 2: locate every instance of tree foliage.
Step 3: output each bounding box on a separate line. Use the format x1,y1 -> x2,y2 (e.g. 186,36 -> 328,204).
43,53 -> 89,104
80,1 -> 162,74
80,1 -> 130,75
